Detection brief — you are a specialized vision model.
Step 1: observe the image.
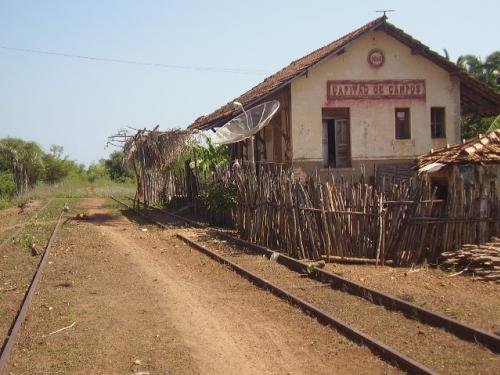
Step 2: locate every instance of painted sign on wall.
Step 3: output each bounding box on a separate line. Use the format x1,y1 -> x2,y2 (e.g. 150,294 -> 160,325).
327,79 -> 426,100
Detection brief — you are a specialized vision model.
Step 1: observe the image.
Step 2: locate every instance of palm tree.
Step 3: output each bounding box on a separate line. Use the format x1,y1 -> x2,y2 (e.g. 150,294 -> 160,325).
457,52 -> 499,91
488,115 -> 500,132
454,51 -> 499,137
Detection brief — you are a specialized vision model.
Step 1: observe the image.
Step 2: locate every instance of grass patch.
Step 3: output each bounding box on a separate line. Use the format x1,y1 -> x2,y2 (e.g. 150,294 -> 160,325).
5,199 -> 67,252
0,196 -> 13,210
0,176 -> 135,211
18,176 -> 135,201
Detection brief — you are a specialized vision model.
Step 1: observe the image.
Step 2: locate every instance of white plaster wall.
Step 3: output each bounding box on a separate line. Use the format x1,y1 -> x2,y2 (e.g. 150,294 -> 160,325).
290,30 -> 461,163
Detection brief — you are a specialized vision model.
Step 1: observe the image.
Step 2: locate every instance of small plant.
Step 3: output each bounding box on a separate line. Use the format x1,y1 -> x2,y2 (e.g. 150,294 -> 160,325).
199,183 -> 236,213
197,183 -> 236,226
13,233 -> 36,248
306,263 -> 316,275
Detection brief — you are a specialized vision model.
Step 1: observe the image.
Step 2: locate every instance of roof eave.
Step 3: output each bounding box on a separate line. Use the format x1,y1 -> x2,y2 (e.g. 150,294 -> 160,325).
188,18 -> 387,131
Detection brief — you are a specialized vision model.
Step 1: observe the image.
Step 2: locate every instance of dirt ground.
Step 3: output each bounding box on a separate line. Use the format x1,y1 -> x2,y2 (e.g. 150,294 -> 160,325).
186,231 -> 500,375
322,262 -> 500,333
5,197 -> 396,374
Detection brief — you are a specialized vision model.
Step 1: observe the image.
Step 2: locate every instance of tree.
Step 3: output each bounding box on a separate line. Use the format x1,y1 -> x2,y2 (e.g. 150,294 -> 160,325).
49,144 -> 64,159
43,154 -> 70,183
86,161 -> 108,183
456,51 -> 500,138
42,145 -> 82,183
190,136 -> 230,174
104,151 -> 133,181
457,52 -> 500,91
0,138 -> 45,194
0,171 -> 16,198
461,116 -> 497,139
488,115 -> 500,132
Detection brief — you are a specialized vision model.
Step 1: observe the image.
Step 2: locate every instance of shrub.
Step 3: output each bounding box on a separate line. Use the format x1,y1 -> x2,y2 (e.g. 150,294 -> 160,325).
86,162 -> 108,183
0,171 -> 16,198
43,154 -> 70,183
104,151 -> 134,181
198,183 -> 236,226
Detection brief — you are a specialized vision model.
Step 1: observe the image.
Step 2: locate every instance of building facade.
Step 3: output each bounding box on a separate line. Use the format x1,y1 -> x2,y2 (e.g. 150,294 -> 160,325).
188,17 -> 500,180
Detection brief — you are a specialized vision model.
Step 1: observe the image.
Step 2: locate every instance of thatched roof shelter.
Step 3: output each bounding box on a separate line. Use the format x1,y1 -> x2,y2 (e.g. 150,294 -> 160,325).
416,130 -> 500,172
108,126 -> 195,206
111,126 -> 194,171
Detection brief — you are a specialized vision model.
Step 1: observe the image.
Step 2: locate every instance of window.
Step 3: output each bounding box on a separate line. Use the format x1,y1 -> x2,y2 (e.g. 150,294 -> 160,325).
431,107 -> 446,138
395,108 -> 410,139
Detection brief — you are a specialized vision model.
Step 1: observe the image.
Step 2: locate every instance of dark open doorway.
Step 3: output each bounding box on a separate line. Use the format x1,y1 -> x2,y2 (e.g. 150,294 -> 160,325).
322,108 -> 351,168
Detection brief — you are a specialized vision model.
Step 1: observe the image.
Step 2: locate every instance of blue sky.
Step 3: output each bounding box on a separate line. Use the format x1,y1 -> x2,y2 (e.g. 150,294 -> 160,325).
1,0 -> 498,165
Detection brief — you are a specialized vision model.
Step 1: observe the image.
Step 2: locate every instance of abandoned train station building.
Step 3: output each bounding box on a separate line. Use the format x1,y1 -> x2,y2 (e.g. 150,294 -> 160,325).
188,16 -> 500,180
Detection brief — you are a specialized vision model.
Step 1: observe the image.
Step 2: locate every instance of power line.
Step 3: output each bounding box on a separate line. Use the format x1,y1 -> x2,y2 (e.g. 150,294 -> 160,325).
0,44 -> 267,75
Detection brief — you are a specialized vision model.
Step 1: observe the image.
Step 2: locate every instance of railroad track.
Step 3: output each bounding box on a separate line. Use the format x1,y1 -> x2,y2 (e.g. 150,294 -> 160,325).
119,197 -> 500,351
113,197 -> 500,373
0,207 -> 65,374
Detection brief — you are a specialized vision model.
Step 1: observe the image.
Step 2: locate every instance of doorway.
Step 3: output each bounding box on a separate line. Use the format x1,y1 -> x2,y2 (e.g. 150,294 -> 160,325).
322,108 -> 351,168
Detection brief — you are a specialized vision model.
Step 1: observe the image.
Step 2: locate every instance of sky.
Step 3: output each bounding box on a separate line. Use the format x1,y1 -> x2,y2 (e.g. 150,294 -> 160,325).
0,0 -> 498,165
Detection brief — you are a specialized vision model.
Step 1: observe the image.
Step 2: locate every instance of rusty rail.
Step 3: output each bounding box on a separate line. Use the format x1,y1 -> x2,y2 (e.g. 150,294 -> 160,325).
0,210 -> 64,374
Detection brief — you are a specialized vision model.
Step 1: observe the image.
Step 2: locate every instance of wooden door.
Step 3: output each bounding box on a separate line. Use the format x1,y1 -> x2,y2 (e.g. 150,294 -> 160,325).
334,118 -> 351,168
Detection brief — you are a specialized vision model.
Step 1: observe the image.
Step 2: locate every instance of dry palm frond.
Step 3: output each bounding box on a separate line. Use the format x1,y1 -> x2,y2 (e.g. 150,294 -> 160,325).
108,126 -> 195,206
109,126 -> 194,172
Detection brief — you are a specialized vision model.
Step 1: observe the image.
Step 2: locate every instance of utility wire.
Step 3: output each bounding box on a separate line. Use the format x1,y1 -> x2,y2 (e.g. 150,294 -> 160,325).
0,44 -> 267,75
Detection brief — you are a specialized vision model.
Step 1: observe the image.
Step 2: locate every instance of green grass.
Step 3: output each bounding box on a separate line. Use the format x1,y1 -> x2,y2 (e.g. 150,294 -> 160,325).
0,196 -> 13,210
5,199 -> 66,252
22,175 -> 136,200
0,176 -> 136,210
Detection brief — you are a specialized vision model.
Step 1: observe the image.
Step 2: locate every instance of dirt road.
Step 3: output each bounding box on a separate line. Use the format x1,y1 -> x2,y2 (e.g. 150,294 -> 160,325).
5,198 -> 395,374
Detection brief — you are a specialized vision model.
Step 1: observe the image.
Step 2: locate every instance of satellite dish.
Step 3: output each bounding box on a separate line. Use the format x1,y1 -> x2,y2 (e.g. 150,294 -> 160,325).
203,100 -> 280,145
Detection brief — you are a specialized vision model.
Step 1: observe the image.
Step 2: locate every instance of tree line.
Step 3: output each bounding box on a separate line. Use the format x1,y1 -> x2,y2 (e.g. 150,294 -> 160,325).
0,137 -> 132,202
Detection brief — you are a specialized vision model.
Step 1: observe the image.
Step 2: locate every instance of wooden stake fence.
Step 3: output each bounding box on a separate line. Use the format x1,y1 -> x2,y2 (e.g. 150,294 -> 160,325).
134,161 -> 498,267
232,168 -> 499,266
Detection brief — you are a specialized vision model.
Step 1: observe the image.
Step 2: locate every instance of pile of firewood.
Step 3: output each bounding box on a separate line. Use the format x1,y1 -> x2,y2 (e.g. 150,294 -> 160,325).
440,238 -> 500,282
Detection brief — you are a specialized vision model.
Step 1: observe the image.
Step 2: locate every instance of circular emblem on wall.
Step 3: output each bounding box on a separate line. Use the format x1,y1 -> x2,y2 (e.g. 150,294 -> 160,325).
367,49 -> 385,68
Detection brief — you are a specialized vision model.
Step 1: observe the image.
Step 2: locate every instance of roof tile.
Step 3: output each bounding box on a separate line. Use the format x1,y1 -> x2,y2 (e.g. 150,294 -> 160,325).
189,17 -> 500,131
416,129 -> 500,167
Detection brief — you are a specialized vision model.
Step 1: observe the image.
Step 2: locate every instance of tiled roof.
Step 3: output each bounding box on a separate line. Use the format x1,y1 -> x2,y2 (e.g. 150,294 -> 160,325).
189,17 -> 500,131
416,129 -> 500,168
188,16 -> 386,130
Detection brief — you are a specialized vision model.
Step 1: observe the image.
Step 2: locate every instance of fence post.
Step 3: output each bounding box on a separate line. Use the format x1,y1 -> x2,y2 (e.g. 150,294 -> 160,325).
375,194 -> 384,266
319,185 -> 331,262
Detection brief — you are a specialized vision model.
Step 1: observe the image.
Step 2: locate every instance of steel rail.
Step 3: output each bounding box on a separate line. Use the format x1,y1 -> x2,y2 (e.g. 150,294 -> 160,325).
176,233 -> 436,375
0,210 -> 64,374
122,197 -> 500,354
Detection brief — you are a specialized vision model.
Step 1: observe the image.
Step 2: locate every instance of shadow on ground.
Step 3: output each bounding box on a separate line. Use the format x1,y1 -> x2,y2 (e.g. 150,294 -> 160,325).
120,208 -> 190,229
